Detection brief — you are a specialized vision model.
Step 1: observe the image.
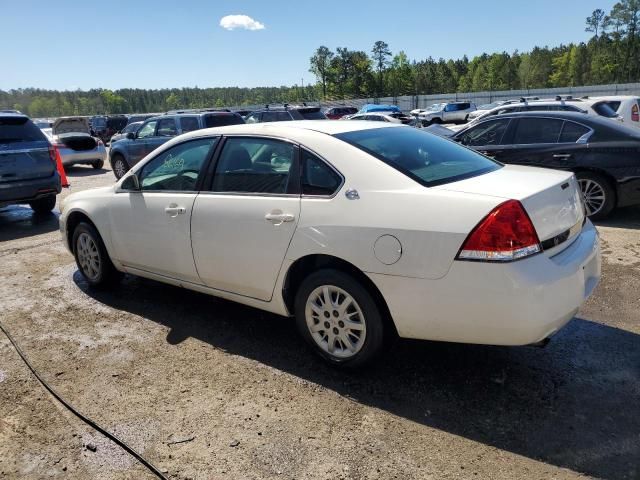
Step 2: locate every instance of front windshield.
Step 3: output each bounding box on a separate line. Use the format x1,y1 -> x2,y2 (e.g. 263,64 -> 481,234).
427,103 -> 445,111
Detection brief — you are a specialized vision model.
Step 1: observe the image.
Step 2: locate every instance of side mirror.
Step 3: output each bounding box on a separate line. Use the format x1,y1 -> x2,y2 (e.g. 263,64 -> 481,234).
121,173 -> 140,191
126,132 -> 135,140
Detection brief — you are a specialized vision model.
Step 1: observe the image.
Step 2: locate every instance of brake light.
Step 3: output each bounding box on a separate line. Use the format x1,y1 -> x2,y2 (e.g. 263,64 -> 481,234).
48,145 -> 56,164
632,103 -> 639,122
457,200 -> 541,262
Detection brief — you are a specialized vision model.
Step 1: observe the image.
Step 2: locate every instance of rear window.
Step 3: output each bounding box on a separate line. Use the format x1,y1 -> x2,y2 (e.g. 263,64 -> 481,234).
591,102 -> 619,118
298,108 -> 327,120
0,116 -> 47,143
203,113 -> 244,128
335,127 -> 501,187
92,117 -> 107,128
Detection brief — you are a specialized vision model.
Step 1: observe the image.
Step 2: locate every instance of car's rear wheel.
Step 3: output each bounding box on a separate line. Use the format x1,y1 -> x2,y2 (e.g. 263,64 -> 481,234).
72,222 -> 123,288
294,269 -> 385,368
576,172 -> 615,220
431,117 -> 442,124
111,154 -> 129,180
29,195 -> 56,214
92,160 -> 104,169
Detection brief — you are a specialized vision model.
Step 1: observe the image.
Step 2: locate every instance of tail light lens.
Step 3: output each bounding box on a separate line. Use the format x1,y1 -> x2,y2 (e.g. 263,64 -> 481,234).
456,200 -> 541,262
48,145 -> 57,164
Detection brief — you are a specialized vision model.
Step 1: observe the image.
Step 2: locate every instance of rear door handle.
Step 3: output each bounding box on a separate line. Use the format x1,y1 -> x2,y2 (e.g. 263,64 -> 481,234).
165,204 -> 186,217
553,153 -> 572,159
265,212 -> 295,224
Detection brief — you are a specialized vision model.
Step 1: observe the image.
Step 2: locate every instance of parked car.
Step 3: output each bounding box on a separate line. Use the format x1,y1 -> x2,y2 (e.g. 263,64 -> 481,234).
357,104 -> 401,114
109,111 -> 244,179
48,117 -> 107,170
348,112 -> 417,125
324,106 -> 358,119
467,101 -> 508,121
450,110 -> 640,219
244,105 -> 327,123
110,121 -> 143,144
410,103 -> 445,117
60,121 -> 600,367
590,96 -> 640,128
417,101 -> 476,126
90,115 -> 128,144
0,113 -> 60,213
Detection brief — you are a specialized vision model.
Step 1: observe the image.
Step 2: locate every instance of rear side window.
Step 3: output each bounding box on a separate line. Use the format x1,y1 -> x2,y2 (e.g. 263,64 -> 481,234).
301,150 -> 342,196
591,102 -> 619,118
298,108 -> 326,120
559,121 -> 591,143
513,118 -> 564,144
261,111 -> 291,123
336,127 -> 501,187
157,118 -> 177,137
180,117 -> 200,133
0,117 -> 47,143
203,113 -> 245,128
458,119 -> 510,146
603,101 -> 622,112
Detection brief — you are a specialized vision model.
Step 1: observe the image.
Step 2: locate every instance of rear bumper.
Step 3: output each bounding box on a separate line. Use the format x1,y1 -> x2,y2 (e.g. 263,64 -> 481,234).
368,220 -> 601,346
59,146 -> 107,165
0,173 -> 61,206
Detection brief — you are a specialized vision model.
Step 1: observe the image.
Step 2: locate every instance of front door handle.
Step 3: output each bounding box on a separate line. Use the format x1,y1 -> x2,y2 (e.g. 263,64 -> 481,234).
165,204 -> 186,217
265,211 -> 295,225
553,153 -> 572,159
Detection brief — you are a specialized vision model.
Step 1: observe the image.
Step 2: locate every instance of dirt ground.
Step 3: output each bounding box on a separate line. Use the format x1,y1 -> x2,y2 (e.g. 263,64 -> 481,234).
0,163 -> 638,480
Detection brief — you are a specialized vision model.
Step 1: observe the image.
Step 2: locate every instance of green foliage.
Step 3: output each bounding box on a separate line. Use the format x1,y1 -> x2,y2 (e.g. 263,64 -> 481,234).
2,4 -> 639,116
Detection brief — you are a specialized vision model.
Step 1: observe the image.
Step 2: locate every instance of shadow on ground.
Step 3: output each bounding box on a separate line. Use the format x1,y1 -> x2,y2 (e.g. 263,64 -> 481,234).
77,272 -> 640,480
64,166 -> 108,178
595,205 -> 640,230
0,206 -> 59,242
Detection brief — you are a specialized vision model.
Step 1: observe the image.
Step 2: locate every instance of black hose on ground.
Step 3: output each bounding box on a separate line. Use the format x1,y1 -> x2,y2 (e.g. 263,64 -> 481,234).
0,320 -> 169,480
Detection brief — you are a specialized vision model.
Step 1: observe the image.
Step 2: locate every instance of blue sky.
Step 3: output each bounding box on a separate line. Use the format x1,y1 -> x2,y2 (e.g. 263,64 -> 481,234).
2,0 -> 617,91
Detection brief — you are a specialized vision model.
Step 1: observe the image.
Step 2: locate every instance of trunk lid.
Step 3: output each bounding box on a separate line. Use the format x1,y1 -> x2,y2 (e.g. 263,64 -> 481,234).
436,165 -> 585,254
53,117 -> 90,135
1,115 -> 55,182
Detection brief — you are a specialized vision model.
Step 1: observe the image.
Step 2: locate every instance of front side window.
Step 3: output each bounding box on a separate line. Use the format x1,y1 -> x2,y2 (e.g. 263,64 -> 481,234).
180,116 -> 200,133
336,127 -> 501,188
157,118 -> 177,137
139,138 -> 217,191
137,121 -> 157,139
458,119 -> 510,146
512,118 -> 564,144
211,137 -> 295,194
301,150 -> 342,196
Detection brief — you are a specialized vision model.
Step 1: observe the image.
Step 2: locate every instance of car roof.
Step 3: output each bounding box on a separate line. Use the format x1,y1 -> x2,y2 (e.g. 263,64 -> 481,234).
468,110 -> 639,131
0,112 -> 29,119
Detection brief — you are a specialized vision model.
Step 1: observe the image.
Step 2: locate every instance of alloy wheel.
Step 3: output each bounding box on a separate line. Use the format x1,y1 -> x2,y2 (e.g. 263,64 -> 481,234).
305,285 -> 367,359
114,159 -> 127,179
76,232 -> 101,281
578,178 -> 606,217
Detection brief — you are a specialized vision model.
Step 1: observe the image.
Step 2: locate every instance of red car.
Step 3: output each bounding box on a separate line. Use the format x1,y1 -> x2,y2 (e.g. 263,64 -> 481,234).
324,106 -> 358,120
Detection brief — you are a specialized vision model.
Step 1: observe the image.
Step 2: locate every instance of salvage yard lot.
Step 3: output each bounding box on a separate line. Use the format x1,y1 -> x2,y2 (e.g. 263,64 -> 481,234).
0,164 -> 639,480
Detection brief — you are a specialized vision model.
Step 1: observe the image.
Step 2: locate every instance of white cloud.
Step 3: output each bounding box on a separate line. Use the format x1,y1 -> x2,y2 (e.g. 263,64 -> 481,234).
219,14 -> 265,31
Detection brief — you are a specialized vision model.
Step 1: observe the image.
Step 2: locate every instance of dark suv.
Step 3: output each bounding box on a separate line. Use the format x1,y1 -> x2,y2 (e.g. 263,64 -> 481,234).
244,105 -> 327,123
109,111 -> 244,179
0,113 -> 61,213
90,115 -> 128,144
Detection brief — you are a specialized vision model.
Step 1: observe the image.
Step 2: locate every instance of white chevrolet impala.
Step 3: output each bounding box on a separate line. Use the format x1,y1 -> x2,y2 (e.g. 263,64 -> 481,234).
59,121 -> 601,367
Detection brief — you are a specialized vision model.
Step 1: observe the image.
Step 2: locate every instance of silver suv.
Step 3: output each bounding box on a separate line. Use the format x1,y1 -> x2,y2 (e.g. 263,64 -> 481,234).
418,101 -> 476,126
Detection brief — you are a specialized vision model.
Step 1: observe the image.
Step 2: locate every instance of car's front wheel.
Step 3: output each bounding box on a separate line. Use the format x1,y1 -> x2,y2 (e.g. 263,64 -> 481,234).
111,154 -> 129,180
92,160 -> 104,169
72,222 -> 123,288
576,172 -> 615,220
294,269 -> 386,368
29,195 -> 56,214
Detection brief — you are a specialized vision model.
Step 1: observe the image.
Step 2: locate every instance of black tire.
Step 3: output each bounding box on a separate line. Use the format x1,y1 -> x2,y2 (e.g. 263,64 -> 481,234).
29,195 -> 56,214
431,117 -> 442,124
111,154 -> 129,180
421,119 -> 432,127
576,171 -> 615,220
294,269 -> 386,368
72,222 -> 123,288
92,160 -> 104,169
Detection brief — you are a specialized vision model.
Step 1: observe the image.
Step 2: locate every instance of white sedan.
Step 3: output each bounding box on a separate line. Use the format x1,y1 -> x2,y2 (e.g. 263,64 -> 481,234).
59,121 -> 601,367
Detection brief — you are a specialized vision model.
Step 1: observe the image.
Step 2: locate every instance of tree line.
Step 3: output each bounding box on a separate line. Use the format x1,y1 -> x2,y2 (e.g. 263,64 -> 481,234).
1,2 -> 638,117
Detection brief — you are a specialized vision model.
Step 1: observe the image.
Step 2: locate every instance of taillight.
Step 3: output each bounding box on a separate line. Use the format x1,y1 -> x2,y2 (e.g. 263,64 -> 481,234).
48,145 -> 57,164
456,200 -> 541,262
631,104 -> 639,122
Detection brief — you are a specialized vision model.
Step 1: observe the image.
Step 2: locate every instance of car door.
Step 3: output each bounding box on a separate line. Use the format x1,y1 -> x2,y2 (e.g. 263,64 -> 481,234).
191,136 -> 301,301
128,120 -> 156,166
502,117 -> 566,167
108,137 -> 219,283
456,118 -> 512,160
145,117 -> 177,155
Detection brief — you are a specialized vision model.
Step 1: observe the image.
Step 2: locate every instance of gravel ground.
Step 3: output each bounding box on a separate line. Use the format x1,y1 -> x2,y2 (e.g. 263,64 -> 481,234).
0,163 -> 638,480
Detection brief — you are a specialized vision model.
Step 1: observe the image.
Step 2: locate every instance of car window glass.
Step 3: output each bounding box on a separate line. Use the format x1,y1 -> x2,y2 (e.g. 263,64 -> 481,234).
458,119 -> 510,146
0,117 -> 47,143
591,102 -> 618,118
302,150 -> 341,196
157,118 -> 177,137
559,121 -> 590,143
137,121 -> 157,139
244,113 -> 259,124
139,137 -> 217,191
203,114 -> 245,127
180,117 -> 200,133
604,101 -> 622,112
513,118 -> 564,144
211,137 -> 295,194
